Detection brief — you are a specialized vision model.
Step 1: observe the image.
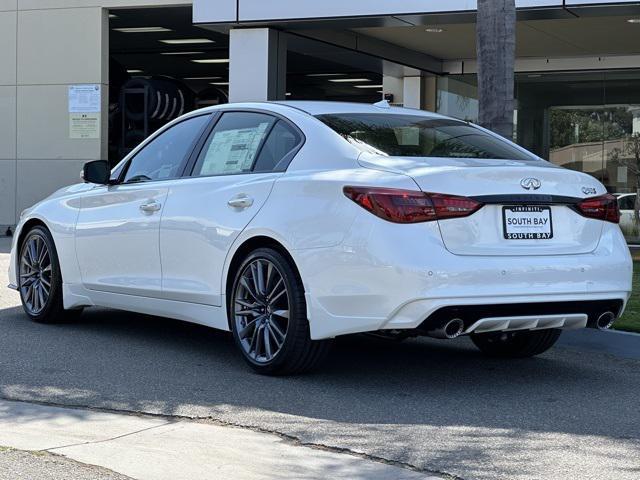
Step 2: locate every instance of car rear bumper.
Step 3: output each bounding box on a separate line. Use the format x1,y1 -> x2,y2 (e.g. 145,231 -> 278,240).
296,219 -> 633,340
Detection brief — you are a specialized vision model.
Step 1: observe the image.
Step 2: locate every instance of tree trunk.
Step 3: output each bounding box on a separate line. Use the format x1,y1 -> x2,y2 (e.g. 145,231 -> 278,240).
476,0 -> 516,140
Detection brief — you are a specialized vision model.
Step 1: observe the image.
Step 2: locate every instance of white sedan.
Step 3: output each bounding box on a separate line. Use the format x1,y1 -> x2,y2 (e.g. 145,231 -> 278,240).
8,101 -> 633,375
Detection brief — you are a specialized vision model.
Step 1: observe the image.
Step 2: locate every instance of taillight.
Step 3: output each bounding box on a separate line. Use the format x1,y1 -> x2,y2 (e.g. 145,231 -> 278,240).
343,186 -> 483,224
576,194 -> 620,223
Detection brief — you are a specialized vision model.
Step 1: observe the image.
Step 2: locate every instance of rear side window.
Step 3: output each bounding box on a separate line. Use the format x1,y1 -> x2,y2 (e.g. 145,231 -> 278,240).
316,113 -> 533,161
253,120 -> 302,172
192,112 -> 274,177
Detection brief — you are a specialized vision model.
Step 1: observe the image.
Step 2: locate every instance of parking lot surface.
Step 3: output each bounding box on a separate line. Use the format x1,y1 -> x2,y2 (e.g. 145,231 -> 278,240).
1,237 -> 639,480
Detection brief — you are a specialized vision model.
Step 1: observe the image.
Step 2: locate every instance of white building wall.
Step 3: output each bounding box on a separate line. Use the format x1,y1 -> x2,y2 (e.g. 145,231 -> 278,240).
0,0 -> 192,228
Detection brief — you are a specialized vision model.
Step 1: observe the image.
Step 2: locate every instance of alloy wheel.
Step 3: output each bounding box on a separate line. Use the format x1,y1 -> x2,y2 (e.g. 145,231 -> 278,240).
233,259 -> 290,364
19,234 -> 52,315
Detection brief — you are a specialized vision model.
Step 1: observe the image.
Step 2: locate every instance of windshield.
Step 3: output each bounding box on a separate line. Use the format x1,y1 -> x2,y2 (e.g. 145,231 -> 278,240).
316,113 -> 534,161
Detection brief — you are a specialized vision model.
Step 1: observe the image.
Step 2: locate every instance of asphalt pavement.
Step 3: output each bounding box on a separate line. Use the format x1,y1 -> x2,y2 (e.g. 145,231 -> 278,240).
0,448 -> 131,480
1,236 -> 639,480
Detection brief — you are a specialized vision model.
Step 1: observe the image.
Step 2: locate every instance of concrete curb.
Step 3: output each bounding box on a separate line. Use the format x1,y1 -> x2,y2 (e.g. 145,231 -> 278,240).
0,399 -> 441,480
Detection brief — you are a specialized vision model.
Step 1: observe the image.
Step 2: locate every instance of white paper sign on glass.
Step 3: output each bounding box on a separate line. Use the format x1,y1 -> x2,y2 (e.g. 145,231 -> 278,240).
68,85 -> 101,113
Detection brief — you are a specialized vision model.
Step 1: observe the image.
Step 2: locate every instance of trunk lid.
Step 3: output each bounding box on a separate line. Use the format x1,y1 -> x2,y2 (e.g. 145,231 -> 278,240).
358,155 -> 606,256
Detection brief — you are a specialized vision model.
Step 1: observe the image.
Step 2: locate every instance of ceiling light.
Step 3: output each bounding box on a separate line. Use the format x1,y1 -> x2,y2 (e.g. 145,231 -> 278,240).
627,18 -> 640,24
329,78 -> 371,83
192,58 -> 230,64
108,14 -> 118,19
127,69 -> 143,73
160,51 -> 204,55
286,92 -> 292,96
425,27 -> 444,33
114,26 -> 172,33
527,74 -> 542,78
355,85 -> 384,89
210,82 -> 229,85
160,38 -> 215,45
184,76 -> 222,80
306,73 -> 344,77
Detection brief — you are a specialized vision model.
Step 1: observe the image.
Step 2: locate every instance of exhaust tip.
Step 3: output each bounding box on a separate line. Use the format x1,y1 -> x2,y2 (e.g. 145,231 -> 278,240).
444,318 -> 465,339
596,311 -> 616,330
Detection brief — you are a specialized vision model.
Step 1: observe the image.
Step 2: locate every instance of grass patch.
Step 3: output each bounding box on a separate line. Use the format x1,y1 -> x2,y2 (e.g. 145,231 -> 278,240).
614,261 -> 640,334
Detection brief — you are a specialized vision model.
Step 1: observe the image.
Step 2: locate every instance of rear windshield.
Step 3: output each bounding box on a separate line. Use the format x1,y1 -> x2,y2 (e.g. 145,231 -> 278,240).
316,113 -> 533,161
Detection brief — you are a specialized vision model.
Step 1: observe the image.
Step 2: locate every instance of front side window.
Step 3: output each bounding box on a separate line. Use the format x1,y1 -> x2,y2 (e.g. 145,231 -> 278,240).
317,113 -> 534,161
123,114 -> 210,183
192,112 -> 275,177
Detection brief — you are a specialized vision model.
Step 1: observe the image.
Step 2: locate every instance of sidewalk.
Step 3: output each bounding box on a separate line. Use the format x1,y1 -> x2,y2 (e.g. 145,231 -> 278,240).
0,399 -> 438,480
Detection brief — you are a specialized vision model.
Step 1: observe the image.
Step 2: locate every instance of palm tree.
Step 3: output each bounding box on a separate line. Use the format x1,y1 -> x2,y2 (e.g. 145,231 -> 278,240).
476,0 -> 516,140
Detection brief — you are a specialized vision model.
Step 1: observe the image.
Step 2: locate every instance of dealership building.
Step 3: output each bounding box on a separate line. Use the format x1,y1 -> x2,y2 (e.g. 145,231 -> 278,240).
1,0 -> 640,236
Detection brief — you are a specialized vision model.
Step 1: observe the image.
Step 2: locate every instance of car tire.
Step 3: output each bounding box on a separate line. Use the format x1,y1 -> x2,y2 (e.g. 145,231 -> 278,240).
18,226 -> 83,324
470,329 -> 561,358
229,247 -> 332,375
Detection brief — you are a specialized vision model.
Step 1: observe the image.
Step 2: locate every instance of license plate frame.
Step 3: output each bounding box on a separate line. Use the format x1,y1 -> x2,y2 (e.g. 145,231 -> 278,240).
502,205 -> 553,240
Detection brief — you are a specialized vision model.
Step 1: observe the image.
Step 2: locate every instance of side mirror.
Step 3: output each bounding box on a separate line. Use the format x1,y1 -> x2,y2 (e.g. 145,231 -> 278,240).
82,160 -> 110,185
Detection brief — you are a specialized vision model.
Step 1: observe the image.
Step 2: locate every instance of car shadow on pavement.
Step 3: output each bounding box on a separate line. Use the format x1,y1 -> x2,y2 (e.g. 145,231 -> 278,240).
1,305 -> 639,479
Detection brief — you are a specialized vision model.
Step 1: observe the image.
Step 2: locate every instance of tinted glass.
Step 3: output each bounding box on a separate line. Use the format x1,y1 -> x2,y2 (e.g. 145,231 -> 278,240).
193,112 -> 275,177
317,113 -> 533,160
253,121 -> 302,172
619,195 -> 635,210
123,115 -> 209,183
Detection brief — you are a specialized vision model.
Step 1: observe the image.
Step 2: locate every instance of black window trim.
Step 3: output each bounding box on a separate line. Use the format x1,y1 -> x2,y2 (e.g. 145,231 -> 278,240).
114,112 -> 213,186
185,108 -> 306,179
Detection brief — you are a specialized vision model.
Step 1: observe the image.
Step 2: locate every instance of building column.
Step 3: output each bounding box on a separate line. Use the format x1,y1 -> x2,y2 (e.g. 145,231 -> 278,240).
229,28 -> 287,102
403,76 -> 422,110
382,76 -> 403,105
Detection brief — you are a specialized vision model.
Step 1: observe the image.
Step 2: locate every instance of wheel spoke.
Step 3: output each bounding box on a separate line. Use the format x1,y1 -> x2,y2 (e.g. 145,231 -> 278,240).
267,278 -> 283,300
239,316 -> 262,339
255,324 -> 265,359
240,277 -> 261,303
263,325 -> 272,360
36,284 -> 45,311
235,299 -> 258,309
269,322 -> 285,347
255,260 -> 266,295
32,284 -> 40,312
248,323 -> 260,356
28,240 -> 38,266
269,285 -> 287,306
250,263 -> 262,297
272,309 -> 289,320
264,262 -> 273,294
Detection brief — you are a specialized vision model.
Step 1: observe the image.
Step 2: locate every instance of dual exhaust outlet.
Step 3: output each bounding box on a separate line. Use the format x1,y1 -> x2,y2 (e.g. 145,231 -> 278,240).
424,311 -> 617,339
594,311 -> 616,331
425,318 -> 465,339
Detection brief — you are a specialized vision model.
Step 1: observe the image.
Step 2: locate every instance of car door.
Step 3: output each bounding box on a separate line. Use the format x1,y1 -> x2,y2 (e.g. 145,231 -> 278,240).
75,114 -> 210,297
159,111 -> 303,306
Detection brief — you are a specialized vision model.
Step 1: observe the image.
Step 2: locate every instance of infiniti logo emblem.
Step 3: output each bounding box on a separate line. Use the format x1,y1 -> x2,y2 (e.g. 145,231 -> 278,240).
520,177 -> 542,190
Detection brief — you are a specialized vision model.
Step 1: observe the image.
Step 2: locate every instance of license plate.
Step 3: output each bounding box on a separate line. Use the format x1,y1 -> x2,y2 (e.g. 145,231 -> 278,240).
503,206 -> 553,240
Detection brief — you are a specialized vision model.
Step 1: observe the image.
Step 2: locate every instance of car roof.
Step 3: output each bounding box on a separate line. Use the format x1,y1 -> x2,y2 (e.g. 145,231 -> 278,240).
272,100 -> 451,118
186,100 -> 453,122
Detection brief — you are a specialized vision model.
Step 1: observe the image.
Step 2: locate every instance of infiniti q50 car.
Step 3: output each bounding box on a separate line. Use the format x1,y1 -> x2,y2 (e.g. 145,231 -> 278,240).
8,101 -> 633,375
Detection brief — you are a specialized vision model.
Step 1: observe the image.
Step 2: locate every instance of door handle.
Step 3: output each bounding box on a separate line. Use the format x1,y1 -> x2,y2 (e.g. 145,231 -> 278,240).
140,200 -> 161,214
228,195 -> 254,209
